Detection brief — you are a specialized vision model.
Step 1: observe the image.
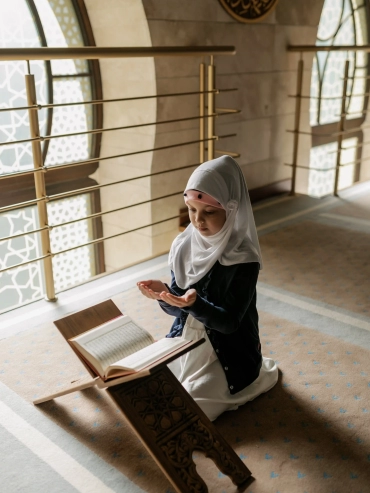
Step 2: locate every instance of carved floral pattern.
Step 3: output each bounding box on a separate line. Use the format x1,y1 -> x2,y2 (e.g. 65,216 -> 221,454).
161,419 -> 250,491
112,369 -> 251,492
122,371 -> 194,439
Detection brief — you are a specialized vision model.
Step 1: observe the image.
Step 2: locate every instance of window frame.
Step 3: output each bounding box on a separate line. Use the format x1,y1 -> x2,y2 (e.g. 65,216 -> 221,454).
0,0 -> 105,276
310,0 -> 370,185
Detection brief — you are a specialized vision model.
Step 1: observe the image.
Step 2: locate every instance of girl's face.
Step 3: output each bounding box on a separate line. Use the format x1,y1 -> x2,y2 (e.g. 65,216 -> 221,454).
187,199 -> 226,236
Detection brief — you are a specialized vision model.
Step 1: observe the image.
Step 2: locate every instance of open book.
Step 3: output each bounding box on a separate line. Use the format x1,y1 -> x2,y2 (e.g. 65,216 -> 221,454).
69,315 -> 190,381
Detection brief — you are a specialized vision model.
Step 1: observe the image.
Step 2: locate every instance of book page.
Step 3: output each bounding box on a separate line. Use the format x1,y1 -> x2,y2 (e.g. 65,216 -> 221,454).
71,316 -> 154,373
107,337 -> 189,375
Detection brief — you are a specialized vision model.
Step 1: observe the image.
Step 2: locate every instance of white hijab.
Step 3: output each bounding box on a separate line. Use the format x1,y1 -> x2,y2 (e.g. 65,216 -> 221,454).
169,155 -> 262,289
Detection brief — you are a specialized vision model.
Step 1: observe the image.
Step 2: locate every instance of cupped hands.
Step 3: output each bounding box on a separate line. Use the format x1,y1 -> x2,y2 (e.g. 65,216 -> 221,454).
137,280 -> 197,307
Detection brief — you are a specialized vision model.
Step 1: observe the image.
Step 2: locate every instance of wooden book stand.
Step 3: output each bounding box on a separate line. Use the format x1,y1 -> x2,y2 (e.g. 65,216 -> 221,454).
34,299 -> 252,493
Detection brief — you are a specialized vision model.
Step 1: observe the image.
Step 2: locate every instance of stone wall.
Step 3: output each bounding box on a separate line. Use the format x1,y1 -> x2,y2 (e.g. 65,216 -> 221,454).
85,0 -> 157,271
142,0 -> 325,255
84,0 -> 326,270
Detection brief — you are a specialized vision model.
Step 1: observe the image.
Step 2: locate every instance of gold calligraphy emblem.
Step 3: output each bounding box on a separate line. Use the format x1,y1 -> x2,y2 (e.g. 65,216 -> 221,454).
219,0 -> 279,23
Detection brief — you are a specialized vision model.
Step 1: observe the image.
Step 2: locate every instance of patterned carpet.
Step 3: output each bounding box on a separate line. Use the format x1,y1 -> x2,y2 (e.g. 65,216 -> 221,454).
0,189 -> 369,492
329,194 -> 370,220
258,220 -> 370,315
0,289 -> 369,492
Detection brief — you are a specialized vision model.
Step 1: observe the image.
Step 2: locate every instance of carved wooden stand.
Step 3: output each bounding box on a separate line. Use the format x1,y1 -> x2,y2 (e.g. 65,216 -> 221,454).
35,300 -> 252,493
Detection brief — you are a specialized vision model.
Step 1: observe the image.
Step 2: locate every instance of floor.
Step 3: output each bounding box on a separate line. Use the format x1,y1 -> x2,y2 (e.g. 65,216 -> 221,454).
0,181 -> 369,493
1,180 -> 368,342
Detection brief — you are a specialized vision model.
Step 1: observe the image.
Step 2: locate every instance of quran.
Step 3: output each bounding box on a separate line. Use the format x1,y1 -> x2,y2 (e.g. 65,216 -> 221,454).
69,315 -> 190,381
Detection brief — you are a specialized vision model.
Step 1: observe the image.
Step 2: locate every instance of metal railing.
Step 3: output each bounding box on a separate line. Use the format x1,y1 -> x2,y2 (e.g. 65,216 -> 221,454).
286,44 -> 370,196
0,46 -> 238,307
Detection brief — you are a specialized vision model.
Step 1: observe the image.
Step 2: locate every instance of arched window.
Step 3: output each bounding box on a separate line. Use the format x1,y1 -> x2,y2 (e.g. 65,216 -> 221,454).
0,0 -> 103,313
309,0 -> 369,197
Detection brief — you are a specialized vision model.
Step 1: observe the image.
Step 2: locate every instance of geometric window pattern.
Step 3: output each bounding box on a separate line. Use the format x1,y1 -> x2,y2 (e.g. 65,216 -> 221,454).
44,77 -> 92,166
0,194 -> 94,314
310,0 -> 368,126
48,194 -> 95,293
0,207 -> 43,313
34,0 -> 88,76
0,0 -> 48,175
309,0 -> 368,197
308,137 -> 358,197
0,0 -> 95,313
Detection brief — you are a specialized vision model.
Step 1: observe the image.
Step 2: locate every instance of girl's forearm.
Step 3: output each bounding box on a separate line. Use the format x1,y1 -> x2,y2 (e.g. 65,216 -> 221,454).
183,295 -> 243,334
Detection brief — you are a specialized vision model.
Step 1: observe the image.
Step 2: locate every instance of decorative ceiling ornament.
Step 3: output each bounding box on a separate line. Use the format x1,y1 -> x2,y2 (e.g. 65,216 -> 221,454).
219,0 -> 279,23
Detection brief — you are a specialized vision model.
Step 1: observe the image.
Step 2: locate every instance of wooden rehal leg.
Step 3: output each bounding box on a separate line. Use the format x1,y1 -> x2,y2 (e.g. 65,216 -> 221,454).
108,366 -> 251,493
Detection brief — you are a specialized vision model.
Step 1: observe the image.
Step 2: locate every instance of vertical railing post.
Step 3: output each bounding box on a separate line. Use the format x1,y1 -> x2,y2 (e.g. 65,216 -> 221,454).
334,59 -> 349,196
290,58 -> 304,195
25,67 -> 56,301
207,56 -> 216,160
199,61 -> 205,163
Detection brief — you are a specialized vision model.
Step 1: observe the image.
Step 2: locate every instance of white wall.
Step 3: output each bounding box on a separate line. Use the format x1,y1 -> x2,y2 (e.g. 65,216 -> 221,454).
85,0 -> 157,271
84,0 -> 326,269
142,0 -> 325,252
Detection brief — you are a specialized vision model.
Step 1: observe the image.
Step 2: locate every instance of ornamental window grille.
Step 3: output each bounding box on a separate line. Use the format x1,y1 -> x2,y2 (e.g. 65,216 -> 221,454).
0,0 -> 103,313
309,0 -> 369,197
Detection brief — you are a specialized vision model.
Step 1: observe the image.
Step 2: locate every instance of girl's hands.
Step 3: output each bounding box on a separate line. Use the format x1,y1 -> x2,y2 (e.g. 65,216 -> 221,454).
137,280 -> 169,300
137,280 -> 197,307
159,288 -> 197,308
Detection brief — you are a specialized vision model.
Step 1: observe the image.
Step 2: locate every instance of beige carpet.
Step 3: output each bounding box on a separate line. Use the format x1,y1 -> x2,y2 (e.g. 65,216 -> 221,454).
329,194 -> 370,220
259,220 -> 370,316
0,285 -> 369,493
1,192 -> 369,492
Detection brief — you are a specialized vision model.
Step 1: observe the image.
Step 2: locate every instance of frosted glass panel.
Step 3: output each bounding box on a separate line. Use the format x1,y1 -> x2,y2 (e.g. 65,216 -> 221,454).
309,138 -> 357,197
310,0 -> 368,126
44,77 -> 92,166
0,194 -> 95,313
0,0 -> 47,174
34,0 -> 87,75
338,138 -> 357,190
309,0 -> 367,198
0,207 -> 43,313
309,142 -> 337,197
49,194 -> 95,291
0,0 -> 97,313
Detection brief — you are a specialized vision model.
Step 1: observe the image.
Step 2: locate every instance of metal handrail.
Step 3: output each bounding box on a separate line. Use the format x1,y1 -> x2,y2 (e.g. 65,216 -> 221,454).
0,110 -> 239,147
0,133 -> 235,210
0,46 -> 235,60
288,44 -> 370,52
2,140 -> 247,241
327,141 -> 370,153
48,134 -> 232,172
0,190 -> 185,242
2,136 -> 220,179
0,88 -> 237,113
0,196 -> 47,214
289,92 -> 370,100
286,126 -> 364,137
0,45 -> 238,308
0,211 -> 189,274
284,159 -> 363,171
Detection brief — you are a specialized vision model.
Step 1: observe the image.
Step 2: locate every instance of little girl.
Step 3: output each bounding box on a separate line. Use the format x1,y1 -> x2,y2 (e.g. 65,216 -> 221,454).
137,155 -> 278,421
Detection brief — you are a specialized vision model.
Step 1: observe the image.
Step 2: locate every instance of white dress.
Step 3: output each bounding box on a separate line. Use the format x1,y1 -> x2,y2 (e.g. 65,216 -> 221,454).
168,315 -> 278,421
